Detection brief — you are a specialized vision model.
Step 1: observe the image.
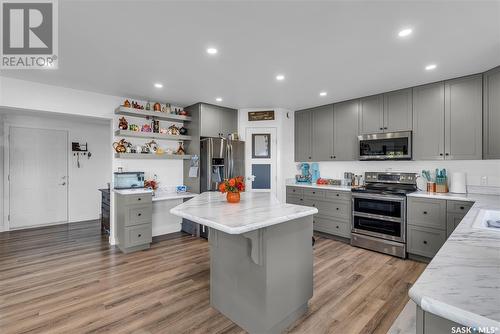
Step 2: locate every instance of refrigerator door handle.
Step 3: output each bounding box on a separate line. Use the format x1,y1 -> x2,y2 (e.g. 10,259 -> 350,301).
230,142 -> 234,178
207,138 -> 212,190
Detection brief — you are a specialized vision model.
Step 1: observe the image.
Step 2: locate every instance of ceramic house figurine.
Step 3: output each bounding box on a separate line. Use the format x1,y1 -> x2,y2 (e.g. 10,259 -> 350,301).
176,142 -> 186,155
118,117 -> 128,130
123,99 -> 131,108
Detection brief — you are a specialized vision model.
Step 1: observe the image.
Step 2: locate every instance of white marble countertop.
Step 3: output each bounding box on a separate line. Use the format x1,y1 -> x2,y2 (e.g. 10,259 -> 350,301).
113,188 -> 196,201
408,192 -> 500,329
285,180 -> 352,192
170,192 -> 318,234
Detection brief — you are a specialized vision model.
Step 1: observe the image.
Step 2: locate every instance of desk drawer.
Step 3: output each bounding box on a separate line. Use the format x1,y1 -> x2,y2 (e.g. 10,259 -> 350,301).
126,205 -> 152,226
125,224 -> 152,247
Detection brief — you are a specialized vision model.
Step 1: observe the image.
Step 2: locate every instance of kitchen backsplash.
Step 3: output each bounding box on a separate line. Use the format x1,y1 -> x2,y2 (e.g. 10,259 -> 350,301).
309,160 -> 500,188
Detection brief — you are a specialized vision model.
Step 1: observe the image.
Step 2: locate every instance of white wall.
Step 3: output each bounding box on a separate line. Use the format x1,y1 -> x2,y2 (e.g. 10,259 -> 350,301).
238,108 -> 295,202
1,111 -> 112,228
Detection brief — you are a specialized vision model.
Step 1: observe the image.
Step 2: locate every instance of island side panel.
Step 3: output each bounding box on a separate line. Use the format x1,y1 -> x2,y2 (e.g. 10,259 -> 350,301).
209,216 -> 313,334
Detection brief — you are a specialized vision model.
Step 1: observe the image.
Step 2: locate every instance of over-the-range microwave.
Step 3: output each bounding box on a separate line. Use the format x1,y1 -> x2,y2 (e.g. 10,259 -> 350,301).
358,131 -> 412,160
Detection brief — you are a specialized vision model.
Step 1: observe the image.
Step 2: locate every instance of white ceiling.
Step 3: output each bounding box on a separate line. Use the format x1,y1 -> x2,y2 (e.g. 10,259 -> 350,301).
1,0 -> 500,110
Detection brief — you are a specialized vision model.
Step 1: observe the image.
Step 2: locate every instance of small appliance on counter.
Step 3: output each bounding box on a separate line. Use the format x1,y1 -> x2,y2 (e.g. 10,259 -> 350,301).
295,163 -> 311,183
114,172 -> 145,189
449,172 -> 467,194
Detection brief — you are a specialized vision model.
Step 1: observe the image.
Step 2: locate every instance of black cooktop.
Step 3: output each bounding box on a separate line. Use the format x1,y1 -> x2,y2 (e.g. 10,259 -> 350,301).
352,182 -> 417,196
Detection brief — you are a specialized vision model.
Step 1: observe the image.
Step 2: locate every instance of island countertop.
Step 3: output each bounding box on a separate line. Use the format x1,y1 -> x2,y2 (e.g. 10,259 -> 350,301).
170,192 -> 318,234
408,192 -> 500,329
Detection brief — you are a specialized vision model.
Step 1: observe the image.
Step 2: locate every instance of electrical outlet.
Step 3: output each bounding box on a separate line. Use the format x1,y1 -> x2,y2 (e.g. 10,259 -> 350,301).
480,176 -> 488,186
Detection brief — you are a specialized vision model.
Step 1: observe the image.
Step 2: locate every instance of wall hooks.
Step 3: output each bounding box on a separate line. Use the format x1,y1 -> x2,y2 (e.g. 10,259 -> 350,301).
72,142 -> 92,168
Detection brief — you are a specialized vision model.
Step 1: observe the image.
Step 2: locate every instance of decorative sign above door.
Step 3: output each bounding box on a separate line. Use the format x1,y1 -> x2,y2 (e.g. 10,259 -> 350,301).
248,110 -> 275,121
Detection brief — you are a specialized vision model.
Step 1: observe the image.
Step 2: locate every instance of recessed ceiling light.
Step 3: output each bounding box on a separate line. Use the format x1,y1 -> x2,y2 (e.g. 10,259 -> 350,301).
206,48 -> 218,55
319,91 -> 327,97
398,28 -> 413,37
215,97 -> 223,102
425,64 -> 437,71
154,83 -> 163,88
276,74 -> 285,81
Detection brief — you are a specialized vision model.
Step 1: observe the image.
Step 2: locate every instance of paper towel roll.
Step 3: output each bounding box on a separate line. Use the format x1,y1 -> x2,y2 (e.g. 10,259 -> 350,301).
449,172 -> 467,194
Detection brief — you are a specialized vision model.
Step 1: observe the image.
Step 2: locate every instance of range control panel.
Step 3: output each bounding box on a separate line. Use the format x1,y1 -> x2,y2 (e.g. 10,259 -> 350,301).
365,172 -> 417,185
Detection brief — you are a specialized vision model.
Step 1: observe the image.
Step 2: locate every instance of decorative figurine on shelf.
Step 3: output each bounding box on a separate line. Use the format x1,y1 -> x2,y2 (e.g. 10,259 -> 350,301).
146,140 -> 158,153
140,145 -> 150,154
123,99 -> 131,108
179,126 -> 188,135
141,124 -> 152,132
112,139 -> 128,153
129,124 -> 139,132
125,142 -> 133,153
179,109 -> 188,116
161,104 -> 167,112
167,124 -> 180,135
159,127 -> 168,134
153,102 -> 161,112
118,117 -> 128,130
176,141 -> 186,155
152,119 -> 160,133
166,103 -> 171,114
165,148 -> 174,155
156,147 -> 165,155
145,102 -> 151,110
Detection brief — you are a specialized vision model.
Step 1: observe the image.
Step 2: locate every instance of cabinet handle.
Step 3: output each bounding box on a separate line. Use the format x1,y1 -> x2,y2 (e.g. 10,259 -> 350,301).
330,155 -> 334,159
138,198 -> 141,201
336,225 -> 339,229
138,213 -> 142,216
333,156 -> 336,159
423,211 -> 428,215
312,204 -> 316,207
138,234 -> 142,238
336,194 -> 339,197
460,206 -> 465,210
384,127 -> 388,130
423,240 -> 427,245
336,208 -> 339,210
445,153 -> 450,156
300,198 -> 303,201
308,156 -> 312,159
439,153 -> 444,156
379,127 -> 383,130
312,191 -> 315,194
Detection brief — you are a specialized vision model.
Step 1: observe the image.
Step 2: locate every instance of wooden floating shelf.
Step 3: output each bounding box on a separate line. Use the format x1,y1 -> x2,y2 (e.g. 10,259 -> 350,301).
114,130 -> 192,141
115,106 -> 192,122
115,153 -> 192,160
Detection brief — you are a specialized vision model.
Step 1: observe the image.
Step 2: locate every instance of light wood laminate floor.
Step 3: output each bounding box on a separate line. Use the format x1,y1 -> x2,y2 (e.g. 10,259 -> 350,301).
0,221 -> 426,334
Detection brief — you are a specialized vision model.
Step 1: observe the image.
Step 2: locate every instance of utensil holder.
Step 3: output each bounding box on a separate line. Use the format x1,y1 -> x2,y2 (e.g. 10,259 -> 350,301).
427,182 -> 436,192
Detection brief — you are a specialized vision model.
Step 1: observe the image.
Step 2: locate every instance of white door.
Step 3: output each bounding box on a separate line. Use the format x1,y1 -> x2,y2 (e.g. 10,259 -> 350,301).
245,128 -> 277,195
9,127 -> 68,229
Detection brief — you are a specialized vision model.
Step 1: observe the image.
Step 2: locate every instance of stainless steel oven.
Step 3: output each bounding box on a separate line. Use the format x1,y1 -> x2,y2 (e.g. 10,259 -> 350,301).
352,193 -> 406,243
358,131 -> 412,160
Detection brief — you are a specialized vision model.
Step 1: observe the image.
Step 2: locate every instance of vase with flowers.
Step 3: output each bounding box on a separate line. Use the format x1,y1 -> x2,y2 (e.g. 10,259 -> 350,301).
218,176 -> 245,203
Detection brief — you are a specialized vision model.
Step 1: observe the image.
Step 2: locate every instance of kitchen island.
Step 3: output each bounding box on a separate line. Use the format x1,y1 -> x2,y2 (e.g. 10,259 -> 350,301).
170,192 -> 318,334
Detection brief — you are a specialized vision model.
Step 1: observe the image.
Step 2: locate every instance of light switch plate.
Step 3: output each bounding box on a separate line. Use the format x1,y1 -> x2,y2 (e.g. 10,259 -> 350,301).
481,176 -> 488,186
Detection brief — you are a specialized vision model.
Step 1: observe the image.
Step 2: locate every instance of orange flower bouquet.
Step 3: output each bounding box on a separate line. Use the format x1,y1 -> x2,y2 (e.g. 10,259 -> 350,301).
218,176 -> 245,203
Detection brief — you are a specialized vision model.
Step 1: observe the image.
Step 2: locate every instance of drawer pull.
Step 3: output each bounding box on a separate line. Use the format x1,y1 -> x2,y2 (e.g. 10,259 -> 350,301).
336,225 -> 339,229
460,206 -> 465,210
138,198 -> 141,201
300,198 -> 303,201
423,211 -> 428,215
423,240 -> 428,245
138,213 -> 142,216
336,194 -> 339,197
312,191 -> 316,194
336,208 -> 339,210
293,189 -> 296,192
138,234 -> 142,238
312,204 -> 316,207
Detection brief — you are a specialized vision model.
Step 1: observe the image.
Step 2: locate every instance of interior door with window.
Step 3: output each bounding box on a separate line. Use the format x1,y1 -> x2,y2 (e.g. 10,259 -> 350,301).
8,127 -> 68,229
245,128 -> 277,195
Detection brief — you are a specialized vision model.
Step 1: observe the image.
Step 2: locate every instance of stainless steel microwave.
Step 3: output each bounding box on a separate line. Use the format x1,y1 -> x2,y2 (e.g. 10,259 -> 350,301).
358,131 -> 412,160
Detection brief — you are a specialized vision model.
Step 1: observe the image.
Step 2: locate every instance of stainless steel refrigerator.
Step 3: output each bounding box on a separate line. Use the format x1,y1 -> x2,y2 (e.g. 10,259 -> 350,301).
200,137 -> 245,192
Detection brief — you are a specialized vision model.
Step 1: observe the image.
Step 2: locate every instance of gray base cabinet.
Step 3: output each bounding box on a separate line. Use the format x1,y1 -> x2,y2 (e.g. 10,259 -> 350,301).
407,197 -> 472,259
416,305 -> 463,334
115,192 -> 153,253
286,186 -> 351,238
483,66 -> 500,159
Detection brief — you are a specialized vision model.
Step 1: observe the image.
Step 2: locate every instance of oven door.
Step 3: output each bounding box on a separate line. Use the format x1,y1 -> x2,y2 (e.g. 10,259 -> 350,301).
352,193 -> 406,242
358,131 -> 412,160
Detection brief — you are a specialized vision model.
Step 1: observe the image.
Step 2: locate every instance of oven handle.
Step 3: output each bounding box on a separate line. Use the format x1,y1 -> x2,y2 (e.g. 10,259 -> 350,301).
352,211 -> 404,223
352,193 -> 406,202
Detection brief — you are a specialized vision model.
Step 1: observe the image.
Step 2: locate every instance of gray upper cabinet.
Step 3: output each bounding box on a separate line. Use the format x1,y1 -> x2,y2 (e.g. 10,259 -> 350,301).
413,82 -> 446,160
294,109 -> 312,162
383,88 -> 413,132
200,104 -> 238,138
312,105 -> 334,161
483,66 -> 500,159
334,100 -> 359,160
359,95 -> 384,134
444,74 -> 482,160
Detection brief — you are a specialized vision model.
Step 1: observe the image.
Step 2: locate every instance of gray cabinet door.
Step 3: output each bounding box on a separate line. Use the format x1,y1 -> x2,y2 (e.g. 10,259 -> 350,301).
444,74 -> 482,160
200,104 -> 221,137
333,99 -> 359,160
311,105 -> 334,161
359,94 -> 384,134
483,66 -> 500,159
383,88 -> 412,132
412,82 -> 446,160
294,110 -> 312,162
219,107 -> 238,137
